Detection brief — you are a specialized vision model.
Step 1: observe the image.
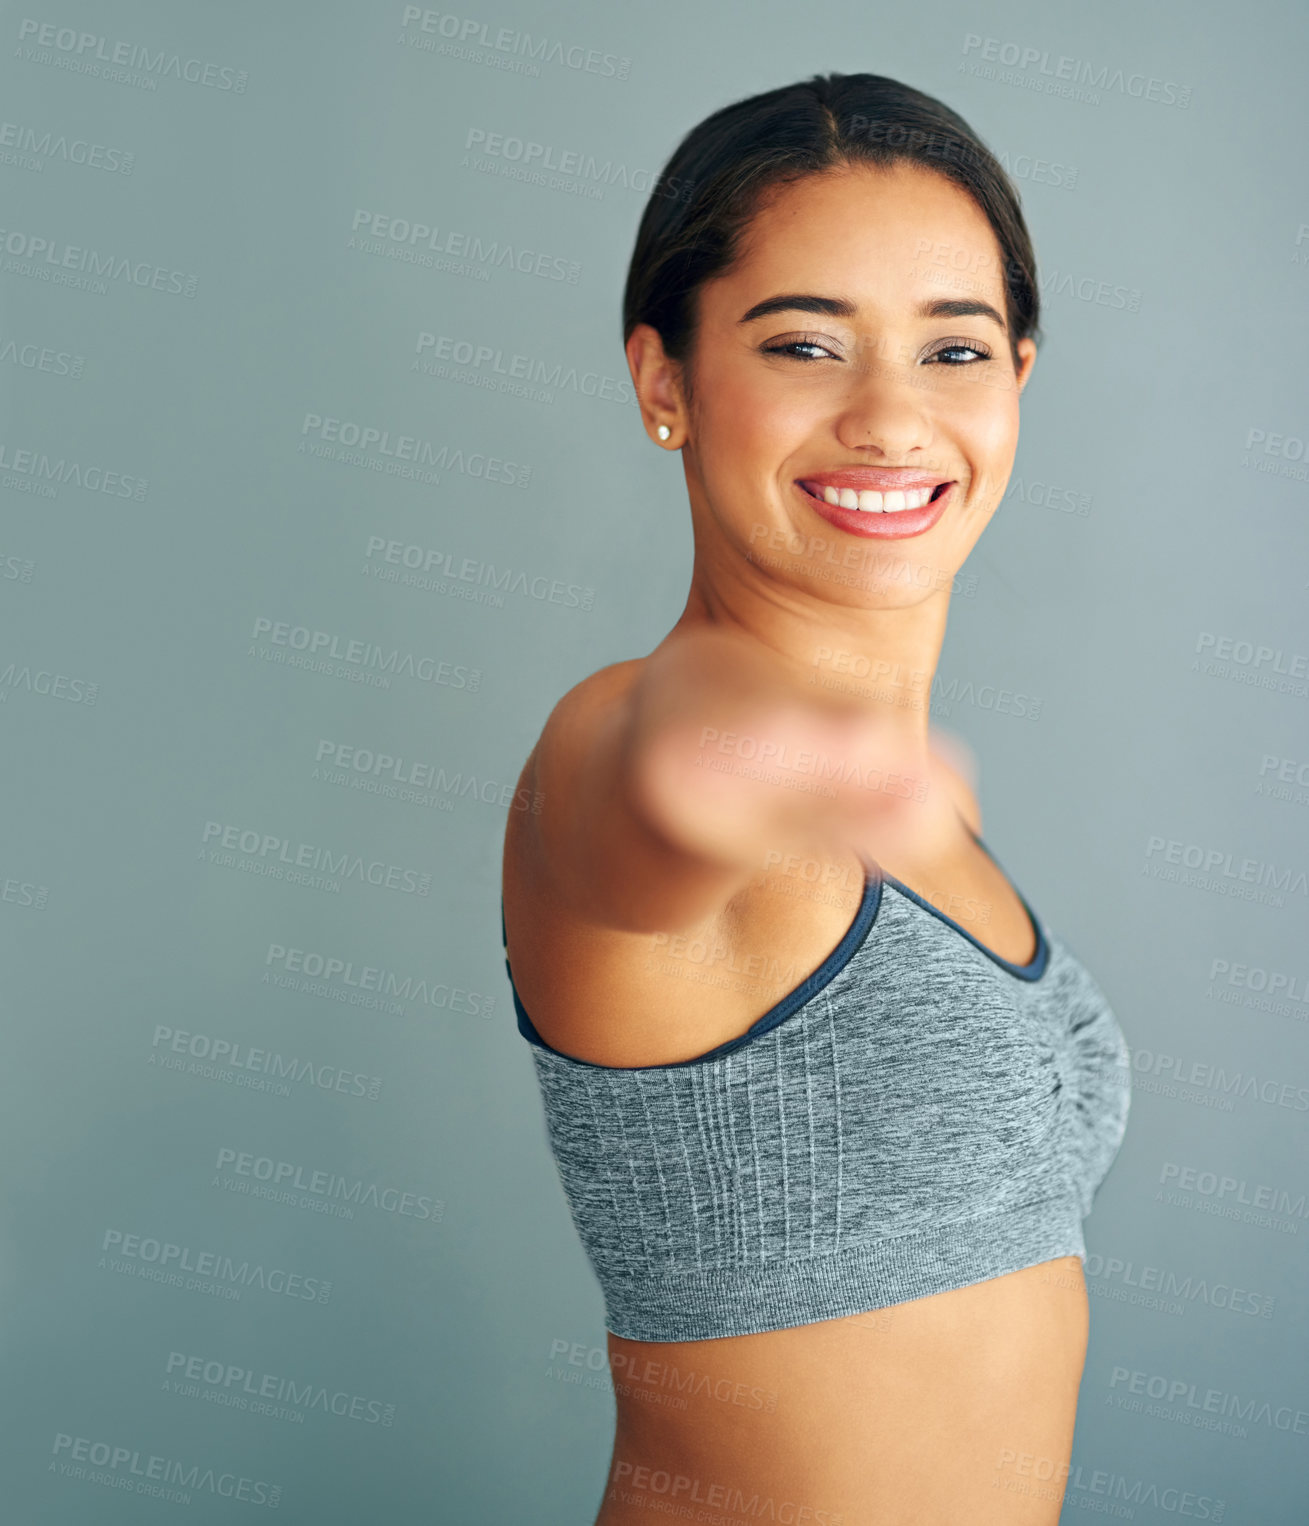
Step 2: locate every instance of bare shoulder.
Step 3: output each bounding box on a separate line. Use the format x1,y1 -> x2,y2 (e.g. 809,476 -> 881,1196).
502,659 -> 624,922
505,649 -> 768,940
521,656 -> 645,801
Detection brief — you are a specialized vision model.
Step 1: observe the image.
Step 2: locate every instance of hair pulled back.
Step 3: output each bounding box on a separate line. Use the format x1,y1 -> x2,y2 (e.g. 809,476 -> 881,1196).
623,73 -> 1041,399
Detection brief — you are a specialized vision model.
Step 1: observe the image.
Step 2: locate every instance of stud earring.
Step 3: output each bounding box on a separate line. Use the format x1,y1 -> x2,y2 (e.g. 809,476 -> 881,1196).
656,424 -> 671,441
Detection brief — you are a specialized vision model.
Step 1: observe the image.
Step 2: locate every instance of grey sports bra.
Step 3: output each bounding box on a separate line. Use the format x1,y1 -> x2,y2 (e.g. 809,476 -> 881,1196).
503,830 -> 1131,1342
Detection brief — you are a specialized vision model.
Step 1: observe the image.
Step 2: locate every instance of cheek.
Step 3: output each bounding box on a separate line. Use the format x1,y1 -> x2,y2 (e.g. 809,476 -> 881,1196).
702,347 -> 826,433
698,374 -> 812,488
711,371 -> 815,443
954,385 -> 1020,469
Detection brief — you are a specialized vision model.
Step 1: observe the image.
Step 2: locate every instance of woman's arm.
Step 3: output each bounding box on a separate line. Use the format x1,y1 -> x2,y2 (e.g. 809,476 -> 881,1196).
522,625 -> 966,936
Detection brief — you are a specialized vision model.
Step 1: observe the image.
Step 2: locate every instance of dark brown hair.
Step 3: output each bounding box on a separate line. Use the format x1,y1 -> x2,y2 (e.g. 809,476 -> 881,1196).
623,72 -> 1041,401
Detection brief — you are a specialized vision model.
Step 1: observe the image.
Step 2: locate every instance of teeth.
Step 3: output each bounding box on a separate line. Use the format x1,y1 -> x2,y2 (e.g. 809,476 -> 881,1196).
822,485 -> 935,513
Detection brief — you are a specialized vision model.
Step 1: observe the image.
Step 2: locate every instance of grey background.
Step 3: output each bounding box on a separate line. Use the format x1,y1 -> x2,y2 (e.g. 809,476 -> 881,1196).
1,0 -> 1306,1520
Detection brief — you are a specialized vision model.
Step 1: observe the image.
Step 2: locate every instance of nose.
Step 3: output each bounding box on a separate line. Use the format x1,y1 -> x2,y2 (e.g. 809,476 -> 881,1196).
832,338 -> 935,457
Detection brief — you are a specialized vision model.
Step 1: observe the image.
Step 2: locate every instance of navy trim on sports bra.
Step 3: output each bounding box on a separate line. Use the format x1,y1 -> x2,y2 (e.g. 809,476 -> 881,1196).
879,821 -> 1049,982
502,815 -> 1050,1070
504,863 -> 882,1071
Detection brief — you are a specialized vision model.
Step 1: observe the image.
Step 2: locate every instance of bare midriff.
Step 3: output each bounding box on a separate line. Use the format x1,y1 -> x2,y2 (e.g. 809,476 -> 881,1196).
504,759 -> 1091,1523
597,1260 -> 1088,1524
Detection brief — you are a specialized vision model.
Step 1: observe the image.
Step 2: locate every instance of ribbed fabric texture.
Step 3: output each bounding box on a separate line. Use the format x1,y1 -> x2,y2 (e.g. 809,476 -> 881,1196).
506,862 -> 1131,1343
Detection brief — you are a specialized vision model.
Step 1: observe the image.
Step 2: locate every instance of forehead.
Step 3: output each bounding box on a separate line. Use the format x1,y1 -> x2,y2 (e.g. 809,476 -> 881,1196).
708,161 -> 1006,316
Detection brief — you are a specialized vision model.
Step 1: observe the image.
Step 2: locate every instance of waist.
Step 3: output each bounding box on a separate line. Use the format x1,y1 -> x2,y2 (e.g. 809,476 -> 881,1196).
599,1253 -> 1090,1526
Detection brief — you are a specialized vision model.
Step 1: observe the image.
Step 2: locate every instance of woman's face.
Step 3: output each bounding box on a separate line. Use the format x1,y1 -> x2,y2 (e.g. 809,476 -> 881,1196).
649,160 -> 1036,609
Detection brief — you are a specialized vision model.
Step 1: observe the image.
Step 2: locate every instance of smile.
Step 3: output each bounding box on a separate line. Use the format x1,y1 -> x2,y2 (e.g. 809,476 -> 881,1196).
800,482 -> 945,514
794,478 -> 956,540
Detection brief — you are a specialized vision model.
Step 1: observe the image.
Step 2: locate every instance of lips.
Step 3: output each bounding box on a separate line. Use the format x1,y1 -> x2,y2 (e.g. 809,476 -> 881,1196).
793,477 -> 956,540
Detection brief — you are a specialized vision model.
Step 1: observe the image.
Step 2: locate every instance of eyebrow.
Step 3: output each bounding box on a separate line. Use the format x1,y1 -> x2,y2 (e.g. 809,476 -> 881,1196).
737,293 -> 1008,332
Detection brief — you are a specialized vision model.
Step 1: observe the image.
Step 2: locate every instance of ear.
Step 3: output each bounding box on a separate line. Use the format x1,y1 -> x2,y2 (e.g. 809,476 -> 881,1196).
626,323 -> 688,444
1013,337 -> 1037,396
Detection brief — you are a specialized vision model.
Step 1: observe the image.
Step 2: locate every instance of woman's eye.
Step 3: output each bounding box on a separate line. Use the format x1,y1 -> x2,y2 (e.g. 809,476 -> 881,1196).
761,339 -> 837,362
929,342 -> 993,365
762,337 -> 994,365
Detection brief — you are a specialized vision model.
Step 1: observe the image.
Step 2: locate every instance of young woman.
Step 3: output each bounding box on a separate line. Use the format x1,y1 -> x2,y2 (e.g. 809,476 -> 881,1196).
500,72 -> 1131,1524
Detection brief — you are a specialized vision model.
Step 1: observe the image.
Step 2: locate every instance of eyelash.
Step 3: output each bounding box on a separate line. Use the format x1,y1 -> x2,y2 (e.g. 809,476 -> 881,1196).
761,337 -> 994,365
